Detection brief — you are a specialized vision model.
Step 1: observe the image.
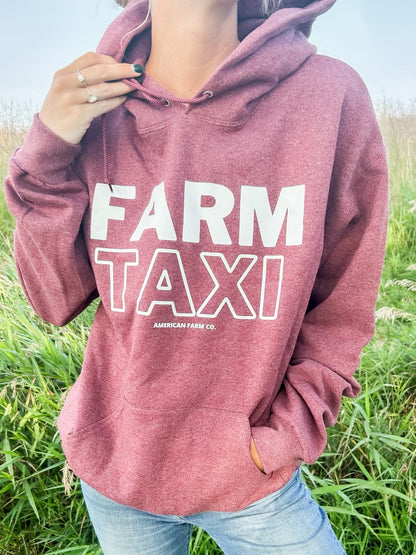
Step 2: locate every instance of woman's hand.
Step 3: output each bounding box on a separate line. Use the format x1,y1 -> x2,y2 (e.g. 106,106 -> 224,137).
250,437 -> 266,474
39,52 -> 143,145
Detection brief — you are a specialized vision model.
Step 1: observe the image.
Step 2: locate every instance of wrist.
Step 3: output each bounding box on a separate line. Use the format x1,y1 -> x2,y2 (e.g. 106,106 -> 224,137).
14,114 -> 82,183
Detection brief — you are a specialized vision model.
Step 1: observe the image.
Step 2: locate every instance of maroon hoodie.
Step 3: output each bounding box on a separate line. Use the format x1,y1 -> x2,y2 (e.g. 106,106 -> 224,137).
5,0 -> 388,515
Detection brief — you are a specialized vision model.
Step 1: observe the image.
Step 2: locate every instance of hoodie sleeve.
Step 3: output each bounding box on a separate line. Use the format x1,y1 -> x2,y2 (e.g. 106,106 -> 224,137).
251,78 -> 389,475
4,115 -> 98,326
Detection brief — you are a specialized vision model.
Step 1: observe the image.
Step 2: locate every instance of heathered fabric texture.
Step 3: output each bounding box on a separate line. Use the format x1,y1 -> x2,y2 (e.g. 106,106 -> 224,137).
5,0 -> 388,515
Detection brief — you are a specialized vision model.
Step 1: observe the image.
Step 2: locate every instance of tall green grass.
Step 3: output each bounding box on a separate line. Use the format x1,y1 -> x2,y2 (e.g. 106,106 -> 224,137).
1,100 -> 415,554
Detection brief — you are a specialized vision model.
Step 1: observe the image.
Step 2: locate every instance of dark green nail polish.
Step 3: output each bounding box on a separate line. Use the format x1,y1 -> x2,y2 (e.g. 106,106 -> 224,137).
131,64 -> 144,74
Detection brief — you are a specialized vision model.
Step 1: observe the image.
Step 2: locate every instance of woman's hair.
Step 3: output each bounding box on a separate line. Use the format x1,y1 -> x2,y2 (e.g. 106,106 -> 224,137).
262,0 -> 283,15
262,0 -> 317,15
114,0 -> 316,17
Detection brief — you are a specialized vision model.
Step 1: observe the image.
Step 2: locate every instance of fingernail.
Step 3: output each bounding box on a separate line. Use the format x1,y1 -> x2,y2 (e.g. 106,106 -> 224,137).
135,74 -> 144,84
131,64 -> 144,74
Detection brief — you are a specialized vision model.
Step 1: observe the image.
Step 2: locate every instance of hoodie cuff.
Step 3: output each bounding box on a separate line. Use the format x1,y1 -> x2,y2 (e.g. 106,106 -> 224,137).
251,425 -> 303,475
14,114 -> 82,184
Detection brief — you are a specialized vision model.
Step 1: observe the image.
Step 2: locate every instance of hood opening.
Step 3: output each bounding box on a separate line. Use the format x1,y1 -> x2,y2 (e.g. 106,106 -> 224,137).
107,0 -> 337,61
98,0 -> 336,182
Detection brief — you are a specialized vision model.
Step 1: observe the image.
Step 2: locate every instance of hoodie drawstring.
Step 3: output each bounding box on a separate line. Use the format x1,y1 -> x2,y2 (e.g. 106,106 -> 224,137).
122,78 -> 214,106
102,83 -> 214,190
102,113 -> 113,192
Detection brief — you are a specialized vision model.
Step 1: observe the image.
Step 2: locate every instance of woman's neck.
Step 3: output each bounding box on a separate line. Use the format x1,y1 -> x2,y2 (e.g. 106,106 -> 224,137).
145,0 -> 240,98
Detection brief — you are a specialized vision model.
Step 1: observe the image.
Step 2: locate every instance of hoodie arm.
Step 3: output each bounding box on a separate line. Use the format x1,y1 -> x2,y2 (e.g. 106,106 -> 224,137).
4,115 -> 98,326
251,88 -> 389,475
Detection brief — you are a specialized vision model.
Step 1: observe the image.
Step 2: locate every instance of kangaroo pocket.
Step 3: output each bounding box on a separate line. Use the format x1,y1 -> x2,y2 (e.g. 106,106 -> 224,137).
61,398 -> 270,515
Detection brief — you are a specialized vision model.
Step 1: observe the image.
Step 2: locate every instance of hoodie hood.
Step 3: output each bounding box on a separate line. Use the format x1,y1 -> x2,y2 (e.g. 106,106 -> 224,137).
96,0 -> 336,124
238,0 -> 336,37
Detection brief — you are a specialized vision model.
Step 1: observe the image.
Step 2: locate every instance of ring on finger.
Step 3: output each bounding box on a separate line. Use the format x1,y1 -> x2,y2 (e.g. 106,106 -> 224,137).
85,86 -> 99,103
83,82 -> 98,103
76,69 -> 98,102
77,69 -> 86,83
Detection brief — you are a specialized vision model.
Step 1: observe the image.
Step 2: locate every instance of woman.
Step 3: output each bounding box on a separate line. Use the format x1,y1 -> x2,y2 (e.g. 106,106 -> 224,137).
5,0 -> 388,553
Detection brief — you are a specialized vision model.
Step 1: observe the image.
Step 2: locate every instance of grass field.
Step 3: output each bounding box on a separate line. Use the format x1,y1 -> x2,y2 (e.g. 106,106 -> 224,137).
0,100 -> 415,554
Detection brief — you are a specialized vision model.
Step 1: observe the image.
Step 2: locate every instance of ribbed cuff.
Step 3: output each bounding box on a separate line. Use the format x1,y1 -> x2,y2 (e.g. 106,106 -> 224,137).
250,425 -> 303,475
14,114 -> 82,184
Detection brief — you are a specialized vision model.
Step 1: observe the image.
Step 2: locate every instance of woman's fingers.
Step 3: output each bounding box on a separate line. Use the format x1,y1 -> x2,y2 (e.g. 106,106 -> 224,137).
74,61 -> 143,87
76,79 -> 135,104
39,52 -> 143,145
62,51 -> 119,74
62,51 -> 142,89
80,95 -> 130,120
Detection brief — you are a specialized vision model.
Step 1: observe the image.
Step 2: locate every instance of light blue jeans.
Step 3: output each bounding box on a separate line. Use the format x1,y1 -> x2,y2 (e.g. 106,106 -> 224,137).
80,469 -> 347,555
